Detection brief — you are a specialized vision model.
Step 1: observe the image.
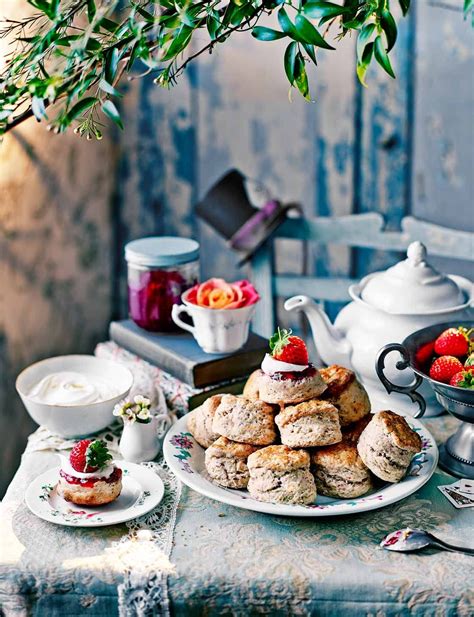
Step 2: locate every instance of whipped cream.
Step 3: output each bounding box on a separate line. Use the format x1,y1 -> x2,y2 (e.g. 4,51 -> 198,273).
59,455 -> 115,480
261,354 -> 309,376
28,371 -> 118,406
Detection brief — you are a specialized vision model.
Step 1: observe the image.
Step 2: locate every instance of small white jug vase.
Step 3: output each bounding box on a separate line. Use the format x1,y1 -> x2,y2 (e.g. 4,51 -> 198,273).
119,413 -> 171,463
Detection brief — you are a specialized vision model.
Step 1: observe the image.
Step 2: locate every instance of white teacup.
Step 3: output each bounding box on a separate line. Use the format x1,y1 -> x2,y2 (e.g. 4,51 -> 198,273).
171,289 -> 258,354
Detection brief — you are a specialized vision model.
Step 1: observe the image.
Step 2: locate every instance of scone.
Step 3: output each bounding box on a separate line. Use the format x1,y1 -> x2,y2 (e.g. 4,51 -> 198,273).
258,366 -> 327,405
243,369 -> 261,400
275,400 -> 342,447
357,410 -> 422,482
342,415 -> 372,443
57,439 -> 122,506
187,394 -> 222,448
247,445 -> 316,505
320,365 -> 371,427
311,440 -> 374,499
205,436 -> 260,489
212,394 -> 277,446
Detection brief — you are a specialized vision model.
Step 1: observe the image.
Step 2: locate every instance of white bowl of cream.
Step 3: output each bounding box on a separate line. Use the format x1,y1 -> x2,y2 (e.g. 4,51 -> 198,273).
16,355 -> 134,438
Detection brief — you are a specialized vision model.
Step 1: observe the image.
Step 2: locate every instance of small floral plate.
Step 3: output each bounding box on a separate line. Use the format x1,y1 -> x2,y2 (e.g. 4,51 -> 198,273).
163,415 -> 438,517
25,462 -> 164,527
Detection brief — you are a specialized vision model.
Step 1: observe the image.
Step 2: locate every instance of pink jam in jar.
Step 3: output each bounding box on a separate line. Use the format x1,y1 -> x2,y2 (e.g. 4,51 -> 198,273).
125,236 -> 199,332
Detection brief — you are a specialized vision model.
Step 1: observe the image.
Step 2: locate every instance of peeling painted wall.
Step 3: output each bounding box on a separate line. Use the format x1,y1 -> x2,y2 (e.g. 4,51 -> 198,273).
0,0 -> 473,495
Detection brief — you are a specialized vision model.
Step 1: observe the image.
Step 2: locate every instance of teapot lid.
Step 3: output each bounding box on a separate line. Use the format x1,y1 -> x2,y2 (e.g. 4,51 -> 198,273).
359,241 -> 467,314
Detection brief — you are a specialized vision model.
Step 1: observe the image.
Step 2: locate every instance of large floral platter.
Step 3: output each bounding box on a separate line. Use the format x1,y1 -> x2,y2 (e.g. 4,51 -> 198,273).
163,414 -> 438,517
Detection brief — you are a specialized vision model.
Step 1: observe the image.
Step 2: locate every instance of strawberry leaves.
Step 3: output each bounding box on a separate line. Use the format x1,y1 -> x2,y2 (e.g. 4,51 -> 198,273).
85,440 -> 113,471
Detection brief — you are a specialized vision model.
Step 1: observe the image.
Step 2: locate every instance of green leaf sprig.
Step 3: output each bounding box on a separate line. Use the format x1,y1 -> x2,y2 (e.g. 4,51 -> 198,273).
0,1 -> 469,137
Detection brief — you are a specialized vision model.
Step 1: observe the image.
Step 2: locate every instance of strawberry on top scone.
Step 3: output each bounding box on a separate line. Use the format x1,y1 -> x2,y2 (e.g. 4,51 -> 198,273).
57,439 -> 122,506
258,328 -> 327,405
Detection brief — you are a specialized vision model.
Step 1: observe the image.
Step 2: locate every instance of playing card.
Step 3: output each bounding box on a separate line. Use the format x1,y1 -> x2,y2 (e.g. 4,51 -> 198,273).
438,480 -> 474,509
458,479 -> 474,495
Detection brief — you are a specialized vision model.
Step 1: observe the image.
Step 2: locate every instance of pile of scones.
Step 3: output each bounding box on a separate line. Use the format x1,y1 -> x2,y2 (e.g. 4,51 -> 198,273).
187,364 -> 422,505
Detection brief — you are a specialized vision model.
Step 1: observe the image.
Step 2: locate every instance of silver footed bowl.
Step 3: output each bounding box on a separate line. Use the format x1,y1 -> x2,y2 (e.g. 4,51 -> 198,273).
376,321 -> 474,479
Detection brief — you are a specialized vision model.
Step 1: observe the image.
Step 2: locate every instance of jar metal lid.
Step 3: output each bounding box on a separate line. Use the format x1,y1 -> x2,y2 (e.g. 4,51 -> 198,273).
125,236 -> 200,267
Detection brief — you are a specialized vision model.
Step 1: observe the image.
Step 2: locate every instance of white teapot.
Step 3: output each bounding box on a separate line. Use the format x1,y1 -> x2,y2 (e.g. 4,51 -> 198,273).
285,242 -> 473,416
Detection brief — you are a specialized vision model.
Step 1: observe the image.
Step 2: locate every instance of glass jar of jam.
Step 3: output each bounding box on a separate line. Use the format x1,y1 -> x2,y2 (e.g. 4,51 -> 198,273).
125,236 -> 200,332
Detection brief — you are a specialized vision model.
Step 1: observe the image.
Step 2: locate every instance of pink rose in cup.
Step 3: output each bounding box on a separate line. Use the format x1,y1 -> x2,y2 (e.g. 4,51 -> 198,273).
187,278 -> 260,309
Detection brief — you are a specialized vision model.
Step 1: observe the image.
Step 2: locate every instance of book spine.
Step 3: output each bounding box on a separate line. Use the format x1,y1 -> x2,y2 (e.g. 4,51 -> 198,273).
109,323 -> 196,386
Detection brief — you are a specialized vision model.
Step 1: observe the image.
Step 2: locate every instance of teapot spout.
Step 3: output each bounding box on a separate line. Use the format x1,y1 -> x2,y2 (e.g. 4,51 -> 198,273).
284,295 -> 352,367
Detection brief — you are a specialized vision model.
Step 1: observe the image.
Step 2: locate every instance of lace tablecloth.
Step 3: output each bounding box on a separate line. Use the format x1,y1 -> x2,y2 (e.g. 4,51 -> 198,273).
1,354 -> 473,616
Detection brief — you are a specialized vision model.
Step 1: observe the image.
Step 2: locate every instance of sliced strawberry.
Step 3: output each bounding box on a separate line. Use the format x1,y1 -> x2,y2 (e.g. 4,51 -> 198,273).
450,369 -> 474,389
434,327 -> 472,358
429,356 -> 464,384
269,328 -> 309,365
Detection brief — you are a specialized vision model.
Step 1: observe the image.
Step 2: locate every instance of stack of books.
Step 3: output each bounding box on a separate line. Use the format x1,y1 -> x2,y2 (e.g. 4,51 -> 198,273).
109,320 -> 268,414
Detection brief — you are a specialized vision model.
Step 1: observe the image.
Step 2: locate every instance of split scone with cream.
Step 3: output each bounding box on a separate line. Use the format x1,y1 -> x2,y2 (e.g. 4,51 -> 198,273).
205,436 -> 260,489
311,437 -> 374,499
212,394 -> 277,446
187,394 -> 222,448
257,328 -> 327,405
320,365 -> 371,427
57,439 -> 122,506
357,410 -> 422,482
275,399 -> 342,448
247,445 -> 316,505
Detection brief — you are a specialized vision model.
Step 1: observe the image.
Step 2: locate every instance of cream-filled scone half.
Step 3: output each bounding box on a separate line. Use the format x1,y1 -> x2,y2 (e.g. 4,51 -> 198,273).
57,439 -> 122,506
247,445 -> 316,505
357,410 -> 422,482
311,440 -> 374,499
187,394 -> 222,448
258,328 -> 326,404
320,365 -> 371,427
212,394 -> 277,446
205,436 -> 260,489
275,400 -> 342,448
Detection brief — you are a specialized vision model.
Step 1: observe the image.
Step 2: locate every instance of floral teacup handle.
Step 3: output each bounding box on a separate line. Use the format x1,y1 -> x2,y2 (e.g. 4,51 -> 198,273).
376,343 -> 426,419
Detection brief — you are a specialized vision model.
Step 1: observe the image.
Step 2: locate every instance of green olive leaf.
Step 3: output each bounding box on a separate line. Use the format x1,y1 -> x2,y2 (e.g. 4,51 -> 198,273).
398,0 -> 410,16
303,1 -> 350,19
356,22 -> 376,62
64,97 -> 97,123
102,100 -> 124,130
294,14 -> 335,49
374,35 -> 395,79
252,26 -> 287,41
381,9 -> 397,52
356,40 -> 374,87
284,40 -> 298,84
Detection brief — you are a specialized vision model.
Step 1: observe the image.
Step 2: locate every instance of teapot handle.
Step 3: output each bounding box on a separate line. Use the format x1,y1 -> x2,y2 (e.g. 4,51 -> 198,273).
376,343 -> 426,419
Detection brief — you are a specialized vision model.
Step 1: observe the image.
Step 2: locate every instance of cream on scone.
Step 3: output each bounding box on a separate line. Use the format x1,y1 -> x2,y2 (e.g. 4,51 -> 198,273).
57,439 -> 122,506
247,445 -> 316,505
275,400 -> 342,448
320,365 -> 371,427
187,394 -> 222,448
311,439 -> 374,499
205,436 -> 260,489
212,394 -> 277,446
357,410 -> 422,482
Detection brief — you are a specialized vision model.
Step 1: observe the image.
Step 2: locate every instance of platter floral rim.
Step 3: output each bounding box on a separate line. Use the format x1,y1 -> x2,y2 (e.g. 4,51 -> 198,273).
24,462 -> 164,527
163,414 -> 438,517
